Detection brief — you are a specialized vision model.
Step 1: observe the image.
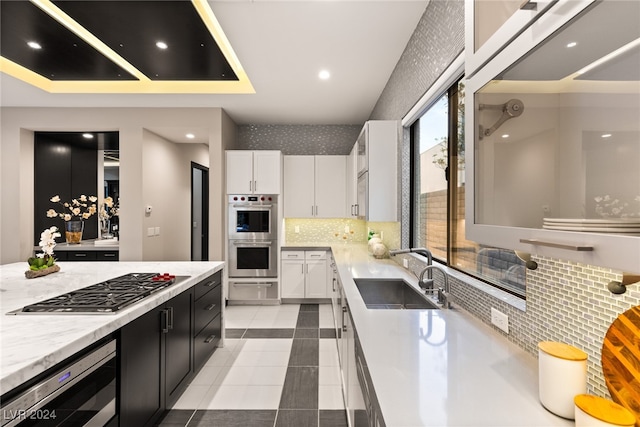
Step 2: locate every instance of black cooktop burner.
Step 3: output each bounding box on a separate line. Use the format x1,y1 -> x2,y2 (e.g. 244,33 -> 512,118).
20,273 -> 179,314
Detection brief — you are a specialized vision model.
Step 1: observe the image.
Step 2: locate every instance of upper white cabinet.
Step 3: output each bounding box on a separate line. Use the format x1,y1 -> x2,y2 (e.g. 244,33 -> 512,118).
283,155 -> 347,218
226,150 -> 282,194
466,0 -> 640,273
346,144 -> 358,218
353,120 -> 398,222
465,0 -> 559,77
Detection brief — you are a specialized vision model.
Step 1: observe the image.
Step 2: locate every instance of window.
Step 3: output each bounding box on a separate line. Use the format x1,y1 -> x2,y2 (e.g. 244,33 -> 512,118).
410,77 -> 527,297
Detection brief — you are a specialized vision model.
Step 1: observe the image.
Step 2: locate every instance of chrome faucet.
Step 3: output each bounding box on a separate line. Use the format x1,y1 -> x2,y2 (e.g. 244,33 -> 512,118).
389,247 -> 434,281
418,265 -> 451,309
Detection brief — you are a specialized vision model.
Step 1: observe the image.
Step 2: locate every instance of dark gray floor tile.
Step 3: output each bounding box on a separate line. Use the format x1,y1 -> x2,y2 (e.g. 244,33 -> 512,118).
225,329 -> 246,338
319,328 -> 336,339
319,410 -> 348,427
275,409 -> 318,427
279,367 -> 319,409
189,410 -> 276,427
288,338 -> 319,366
296,312 -> 319,329
294,328 -> 318,339
154,409 -> 194,426
299,304 -> 319,312
243,328 -> 295,338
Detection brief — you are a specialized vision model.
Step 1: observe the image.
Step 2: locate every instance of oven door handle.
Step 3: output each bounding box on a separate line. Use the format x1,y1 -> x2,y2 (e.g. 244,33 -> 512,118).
232,241 -> 273,246
232,204 -> 273,209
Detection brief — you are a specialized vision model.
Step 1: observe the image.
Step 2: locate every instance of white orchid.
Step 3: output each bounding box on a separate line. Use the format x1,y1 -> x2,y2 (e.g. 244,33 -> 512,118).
47,194 -> 98,221
28,226 -> 60,270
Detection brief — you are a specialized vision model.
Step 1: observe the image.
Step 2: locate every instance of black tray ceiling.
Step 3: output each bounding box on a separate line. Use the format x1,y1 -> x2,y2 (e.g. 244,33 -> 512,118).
0,0 -> 237,82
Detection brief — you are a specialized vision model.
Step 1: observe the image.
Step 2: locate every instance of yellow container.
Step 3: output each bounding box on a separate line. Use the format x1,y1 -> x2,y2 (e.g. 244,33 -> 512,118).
574,394 -> 636,427
538,341 -> 588,419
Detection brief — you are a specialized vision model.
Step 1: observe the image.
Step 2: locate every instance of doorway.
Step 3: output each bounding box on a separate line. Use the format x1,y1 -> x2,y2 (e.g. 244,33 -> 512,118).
191,163 -> 209,261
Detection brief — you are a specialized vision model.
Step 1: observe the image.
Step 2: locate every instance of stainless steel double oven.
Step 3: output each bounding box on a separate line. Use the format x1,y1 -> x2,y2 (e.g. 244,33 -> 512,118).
228,195 -> 278,278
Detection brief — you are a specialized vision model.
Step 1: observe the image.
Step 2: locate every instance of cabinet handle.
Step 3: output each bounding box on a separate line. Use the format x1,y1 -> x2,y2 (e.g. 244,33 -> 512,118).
311,205 -> 314,216
301,264 -> 304,274
205,303 -> 217,311
204,335 -> 216,344
355,204 -> 359,216
342,306 -> 347,332
168,307 -> 174,330
309,254 -> 322,258
519,238 -> 594,252
103,253 -> 115,257
203,280 -> 216,287
315,206 -> 318,216
161,309 -> 170,333
74,253 -> 87,257
254,180 -> 257,192
249,180 -> 252,191
332,277 -> 336,292
519,0 -> 537,10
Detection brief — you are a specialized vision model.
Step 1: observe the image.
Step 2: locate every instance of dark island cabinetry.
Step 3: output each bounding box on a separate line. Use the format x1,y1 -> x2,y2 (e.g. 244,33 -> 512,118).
118,270 -> 222,427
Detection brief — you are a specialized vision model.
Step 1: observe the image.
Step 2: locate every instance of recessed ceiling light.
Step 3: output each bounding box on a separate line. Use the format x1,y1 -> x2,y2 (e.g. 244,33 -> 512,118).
186,133 -> 195,139
82,133 -> 94,139
27,41 -> 42,50
156,41 -> 168,50
318,70 -> 331,80
566,42 -> 578,48
501,134 -> 510,139
601,133 -> 612,138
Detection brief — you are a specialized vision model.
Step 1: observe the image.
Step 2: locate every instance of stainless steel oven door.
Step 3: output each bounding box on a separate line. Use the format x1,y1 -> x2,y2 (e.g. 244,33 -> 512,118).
0,339 -> 117,427
228,195 -> 277,241
229,240 -> 277,278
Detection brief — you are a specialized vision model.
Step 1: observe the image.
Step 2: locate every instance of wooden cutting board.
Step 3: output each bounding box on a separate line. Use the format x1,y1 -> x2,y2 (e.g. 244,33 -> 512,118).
602,305 -> 640,427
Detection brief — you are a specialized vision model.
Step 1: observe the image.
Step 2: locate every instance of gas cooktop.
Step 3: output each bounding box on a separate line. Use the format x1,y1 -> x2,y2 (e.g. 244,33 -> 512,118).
10,273 -> 186,314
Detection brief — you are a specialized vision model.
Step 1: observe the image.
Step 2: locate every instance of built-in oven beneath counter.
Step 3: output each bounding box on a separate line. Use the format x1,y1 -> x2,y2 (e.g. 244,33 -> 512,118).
0,337 -> 117,427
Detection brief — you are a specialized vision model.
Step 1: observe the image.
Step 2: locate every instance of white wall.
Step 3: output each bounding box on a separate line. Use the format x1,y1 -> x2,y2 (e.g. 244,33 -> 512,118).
0,107 -> 233,264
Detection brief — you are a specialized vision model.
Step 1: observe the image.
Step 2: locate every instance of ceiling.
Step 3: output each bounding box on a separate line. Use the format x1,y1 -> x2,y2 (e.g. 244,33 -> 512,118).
0,0 -> 429,127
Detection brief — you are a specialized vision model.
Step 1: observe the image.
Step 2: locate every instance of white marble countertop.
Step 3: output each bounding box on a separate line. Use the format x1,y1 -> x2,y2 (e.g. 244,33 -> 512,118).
326,244 -> 571,427
0,261 -> 223,393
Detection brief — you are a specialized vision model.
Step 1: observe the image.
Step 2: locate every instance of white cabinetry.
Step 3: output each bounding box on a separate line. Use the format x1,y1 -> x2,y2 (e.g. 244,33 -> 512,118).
346,144 -> 358,218
226,150 -> 282,194
281,250 -> 329,299
352,120 -> 397,222
283,155 -> 347,218
466,0 -> 640,273
465,0 -> 558,77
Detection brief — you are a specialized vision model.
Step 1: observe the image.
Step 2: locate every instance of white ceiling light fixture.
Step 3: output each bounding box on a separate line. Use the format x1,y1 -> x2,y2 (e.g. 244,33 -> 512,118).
156,41 -> 168,50
501,134 -> 510,139
566,42 -> 578,48
82,133 -> 94,139
601,133 -> 612,138
27,41 -> 42,50
186,133 -> 195,139
318,69 -> 330,80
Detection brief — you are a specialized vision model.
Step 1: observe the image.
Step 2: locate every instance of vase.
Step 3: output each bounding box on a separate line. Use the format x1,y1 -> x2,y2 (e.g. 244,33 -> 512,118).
65,220 -> 84,244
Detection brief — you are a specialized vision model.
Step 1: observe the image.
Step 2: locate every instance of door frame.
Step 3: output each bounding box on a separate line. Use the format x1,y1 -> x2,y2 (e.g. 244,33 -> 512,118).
190,162 -> 209,261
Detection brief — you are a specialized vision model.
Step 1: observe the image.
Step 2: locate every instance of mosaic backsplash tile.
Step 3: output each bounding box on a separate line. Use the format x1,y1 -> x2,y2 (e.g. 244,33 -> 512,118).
236,125 -> 361,155
283,219 -> 400,252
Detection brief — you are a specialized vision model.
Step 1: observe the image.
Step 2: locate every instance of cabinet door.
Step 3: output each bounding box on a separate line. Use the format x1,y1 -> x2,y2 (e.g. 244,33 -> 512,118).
283,156 -> 315,218
253,151 -> 281,194
465,0 -> 558,76
226,151 -> 254,194
120,306 -> 164,427
165,289 -> 193,407
305,258 -> 328,299
315,156 -> 347,218
346,145 -> 359,217
281,259 -> 305,298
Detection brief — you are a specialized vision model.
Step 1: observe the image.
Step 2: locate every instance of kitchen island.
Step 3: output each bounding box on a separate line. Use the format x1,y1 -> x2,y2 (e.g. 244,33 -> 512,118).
290,243 -> 572,427
0,260 -> 223,394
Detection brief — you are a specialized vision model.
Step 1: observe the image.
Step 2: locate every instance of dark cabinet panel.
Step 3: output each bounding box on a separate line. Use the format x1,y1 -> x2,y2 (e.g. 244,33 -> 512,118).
194,313 -> 221,371
194,284 -> 221,336
67,251 -> 97,261
194,271 -> 222,300
119,305 -> 164,427
165,289 -> 193,408
96,251 -> 119,261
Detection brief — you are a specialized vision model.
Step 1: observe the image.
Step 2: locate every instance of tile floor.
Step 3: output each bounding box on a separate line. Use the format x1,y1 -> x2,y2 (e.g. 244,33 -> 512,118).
155,303 -> 347,427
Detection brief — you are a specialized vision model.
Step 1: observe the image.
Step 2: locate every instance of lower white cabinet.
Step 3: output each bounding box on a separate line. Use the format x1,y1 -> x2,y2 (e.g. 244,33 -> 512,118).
281,250 -> 328,298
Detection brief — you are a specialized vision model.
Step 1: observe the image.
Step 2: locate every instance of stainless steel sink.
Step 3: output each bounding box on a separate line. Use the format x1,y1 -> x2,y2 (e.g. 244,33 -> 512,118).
353,278 -> 439,310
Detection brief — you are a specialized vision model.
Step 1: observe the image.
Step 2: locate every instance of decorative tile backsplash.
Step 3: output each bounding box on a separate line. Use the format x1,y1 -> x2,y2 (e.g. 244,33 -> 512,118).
236,125 -> 361,155
283,219 -> 400,251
